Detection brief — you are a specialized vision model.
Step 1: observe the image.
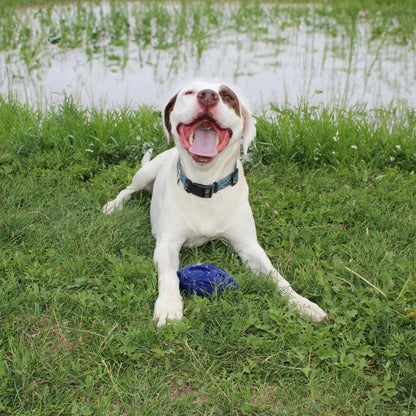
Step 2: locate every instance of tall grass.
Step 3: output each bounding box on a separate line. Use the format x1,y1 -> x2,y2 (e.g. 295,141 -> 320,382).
0,97 -> 415,414
255,103 -> 416,171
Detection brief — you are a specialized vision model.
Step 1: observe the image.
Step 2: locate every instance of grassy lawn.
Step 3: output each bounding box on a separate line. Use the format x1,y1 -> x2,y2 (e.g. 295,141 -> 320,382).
0,98 -> 415,414
1,0 -> 416,415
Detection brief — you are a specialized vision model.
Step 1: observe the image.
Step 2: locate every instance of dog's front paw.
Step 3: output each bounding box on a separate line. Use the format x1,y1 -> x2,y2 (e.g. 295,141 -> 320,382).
289,293 -> 327,322
102,200 -> 121,215
153,294 -> 184,328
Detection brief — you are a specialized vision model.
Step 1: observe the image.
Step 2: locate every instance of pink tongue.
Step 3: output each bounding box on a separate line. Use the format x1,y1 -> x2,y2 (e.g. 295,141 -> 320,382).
189,128 -> 218,157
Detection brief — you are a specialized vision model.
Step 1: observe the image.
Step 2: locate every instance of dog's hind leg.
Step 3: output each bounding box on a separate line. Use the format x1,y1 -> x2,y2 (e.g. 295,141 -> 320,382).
102,148 -> 176,215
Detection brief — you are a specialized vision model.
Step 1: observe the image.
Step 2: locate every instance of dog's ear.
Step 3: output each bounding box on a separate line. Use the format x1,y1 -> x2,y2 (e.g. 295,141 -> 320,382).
241,104 -> 256,156
163,93 -> 178,144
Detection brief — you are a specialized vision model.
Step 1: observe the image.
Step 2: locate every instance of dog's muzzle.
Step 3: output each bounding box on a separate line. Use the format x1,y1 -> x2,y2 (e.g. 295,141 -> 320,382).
177,116 -> 233,164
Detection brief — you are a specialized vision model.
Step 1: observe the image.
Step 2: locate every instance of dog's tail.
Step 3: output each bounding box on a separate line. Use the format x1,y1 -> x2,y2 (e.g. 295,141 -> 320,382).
141,148 -> 153,166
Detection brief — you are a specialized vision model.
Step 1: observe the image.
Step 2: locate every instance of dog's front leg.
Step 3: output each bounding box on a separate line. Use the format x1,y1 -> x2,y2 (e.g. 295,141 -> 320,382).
152,238 -> 184,328
232,239 -> 327,322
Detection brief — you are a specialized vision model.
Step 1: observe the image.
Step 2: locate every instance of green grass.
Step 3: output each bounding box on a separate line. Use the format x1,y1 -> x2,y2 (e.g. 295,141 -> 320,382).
1,0 -> 416,413
0,97 -> 415,414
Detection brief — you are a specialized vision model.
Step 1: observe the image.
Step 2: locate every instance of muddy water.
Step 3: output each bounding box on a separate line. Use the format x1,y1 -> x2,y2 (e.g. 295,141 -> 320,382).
1,3 -> 415,110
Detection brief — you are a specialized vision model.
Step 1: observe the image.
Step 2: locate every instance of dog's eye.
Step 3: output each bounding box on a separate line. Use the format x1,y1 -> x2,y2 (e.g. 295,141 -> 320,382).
184,90 -> 194,96
222,94 -> 233,102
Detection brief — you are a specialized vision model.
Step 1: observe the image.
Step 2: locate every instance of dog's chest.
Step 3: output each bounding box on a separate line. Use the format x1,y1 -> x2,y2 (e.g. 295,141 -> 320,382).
179,192 -> 236,238
150,155 -> 249,243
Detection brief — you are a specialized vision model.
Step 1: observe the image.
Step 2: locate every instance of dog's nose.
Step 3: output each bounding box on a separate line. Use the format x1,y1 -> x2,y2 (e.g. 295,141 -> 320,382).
197,89 -> 219,108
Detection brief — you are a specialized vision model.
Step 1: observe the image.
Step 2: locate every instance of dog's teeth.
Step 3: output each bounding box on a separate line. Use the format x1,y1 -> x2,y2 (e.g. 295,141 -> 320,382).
189,131 -> 194,144
216,133 -> 219,145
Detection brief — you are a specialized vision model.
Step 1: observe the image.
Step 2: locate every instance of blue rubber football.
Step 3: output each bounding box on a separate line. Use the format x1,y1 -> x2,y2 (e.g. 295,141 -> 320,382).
177,263 -> 238,297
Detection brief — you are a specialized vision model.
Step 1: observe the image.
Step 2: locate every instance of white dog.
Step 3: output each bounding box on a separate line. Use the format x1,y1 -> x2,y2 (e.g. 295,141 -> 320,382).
103,80 -> 327,327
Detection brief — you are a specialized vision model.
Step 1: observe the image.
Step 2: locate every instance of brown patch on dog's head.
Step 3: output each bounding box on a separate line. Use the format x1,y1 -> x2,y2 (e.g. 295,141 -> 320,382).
219,85 -> 240,116
164,92 -> 178,143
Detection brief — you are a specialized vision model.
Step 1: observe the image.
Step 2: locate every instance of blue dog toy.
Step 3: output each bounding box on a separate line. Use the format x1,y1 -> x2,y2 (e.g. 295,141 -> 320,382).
177,263 -> 237,297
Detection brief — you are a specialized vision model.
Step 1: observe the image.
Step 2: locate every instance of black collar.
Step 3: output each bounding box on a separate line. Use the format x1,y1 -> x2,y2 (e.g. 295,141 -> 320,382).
176,159 -> 239,198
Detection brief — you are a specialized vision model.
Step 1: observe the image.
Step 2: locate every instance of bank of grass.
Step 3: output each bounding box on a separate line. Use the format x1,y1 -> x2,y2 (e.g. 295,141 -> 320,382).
0,97 -> 415,414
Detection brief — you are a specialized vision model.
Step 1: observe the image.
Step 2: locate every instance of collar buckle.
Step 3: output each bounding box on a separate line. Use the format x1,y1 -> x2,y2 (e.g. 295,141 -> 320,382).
177,159 -> 238,199
184,179 -> 215,198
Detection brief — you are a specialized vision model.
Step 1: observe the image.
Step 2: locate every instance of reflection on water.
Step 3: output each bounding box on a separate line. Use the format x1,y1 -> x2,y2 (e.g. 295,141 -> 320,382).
1,2 -> 415,110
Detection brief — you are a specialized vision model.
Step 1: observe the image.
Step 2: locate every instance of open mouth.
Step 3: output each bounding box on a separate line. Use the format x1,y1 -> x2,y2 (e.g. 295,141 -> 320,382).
177,115 -> 232,163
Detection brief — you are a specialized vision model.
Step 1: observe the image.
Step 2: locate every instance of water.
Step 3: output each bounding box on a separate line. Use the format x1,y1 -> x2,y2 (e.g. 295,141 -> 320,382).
1,2 -> 415,110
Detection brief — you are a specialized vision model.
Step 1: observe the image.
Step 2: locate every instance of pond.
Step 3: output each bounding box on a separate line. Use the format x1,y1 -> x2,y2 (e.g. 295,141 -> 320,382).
1,2 -> 415,110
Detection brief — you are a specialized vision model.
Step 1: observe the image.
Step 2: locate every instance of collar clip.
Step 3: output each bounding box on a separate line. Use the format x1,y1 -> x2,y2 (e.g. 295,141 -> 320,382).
177,159 -> 238,198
